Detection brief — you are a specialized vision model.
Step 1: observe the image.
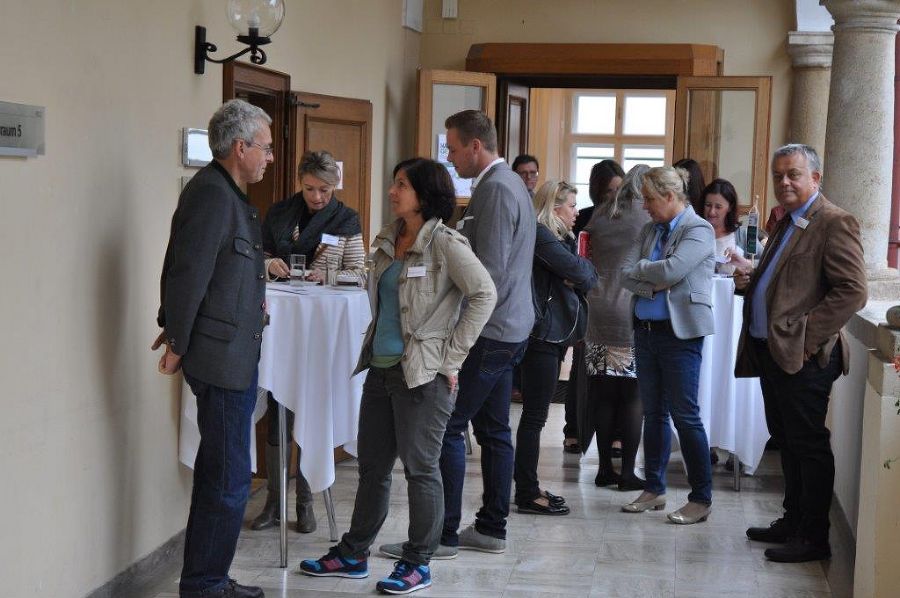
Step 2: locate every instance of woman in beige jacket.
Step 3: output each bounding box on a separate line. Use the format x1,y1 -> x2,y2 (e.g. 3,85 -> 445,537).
300,158 -> 496,594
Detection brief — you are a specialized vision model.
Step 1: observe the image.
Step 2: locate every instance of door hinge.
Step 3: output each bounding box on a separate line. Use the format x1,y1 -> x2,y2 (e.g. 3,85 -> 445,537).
290,96 -> 321,109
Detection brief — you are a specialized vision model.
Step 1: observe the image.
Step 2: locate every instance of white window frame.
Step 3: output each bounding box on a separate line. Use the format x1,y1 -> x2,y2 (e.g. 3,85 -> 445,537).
565,89 -> 675,197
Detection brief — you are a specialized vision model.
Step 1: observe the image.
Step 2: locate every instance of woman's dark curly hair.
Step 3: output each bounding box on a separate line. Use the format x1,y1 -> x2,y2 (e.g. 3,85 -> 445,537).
392,158 -> 457,223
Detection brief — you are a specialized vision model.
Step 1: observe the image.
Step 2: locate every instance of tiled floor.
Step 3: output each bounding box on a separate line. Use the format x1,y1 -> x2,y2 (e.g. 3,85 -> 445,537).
143,403 -> 851,598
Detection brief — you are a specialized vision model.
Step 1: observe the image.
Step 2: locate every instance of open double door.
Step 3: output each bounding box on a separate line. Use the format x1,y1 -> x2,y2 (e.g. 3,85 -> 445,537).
224,63 -> 373,239
416,67 -> 771,217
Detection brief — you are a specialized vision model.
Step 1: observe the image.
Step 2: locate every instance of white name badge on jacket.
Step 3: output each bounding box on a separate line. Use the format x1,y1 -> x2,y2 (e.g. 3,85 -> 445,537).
408,265 -> 427,278
321,233 -> 340,246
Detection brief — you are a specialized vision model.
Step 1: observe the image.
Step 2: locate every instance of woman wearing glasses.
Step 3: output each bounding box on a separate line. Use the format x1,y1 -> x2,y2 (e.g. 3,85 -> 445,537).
250,150 -> 365,534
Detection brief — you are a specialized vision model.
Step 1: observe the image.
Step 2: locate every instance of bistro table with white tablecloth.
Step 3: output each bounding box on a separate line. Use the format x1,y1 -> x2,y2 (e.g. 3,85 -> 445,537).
697,276 -> 770,475
179,283 -> 372,493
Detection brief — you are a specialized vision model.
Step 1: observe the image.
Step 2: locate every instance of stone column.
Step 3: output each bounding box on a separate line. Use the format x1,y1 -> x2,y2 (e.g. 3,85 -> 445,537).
821,0 -> 900,285
786,32 -> 833,161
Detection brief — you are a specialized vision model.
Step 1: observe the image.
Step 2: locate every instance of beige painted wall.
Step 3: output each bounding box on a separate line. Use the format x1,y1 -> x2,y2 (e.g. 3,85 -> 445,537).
0,2 -> 417,596
419,0 -> 793,175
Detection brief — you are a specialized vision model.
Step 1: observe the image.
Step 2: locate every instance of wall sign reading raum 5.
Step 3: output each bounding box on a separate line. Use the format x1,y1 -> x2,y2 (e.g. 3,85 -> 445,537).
0,101 -> 45,157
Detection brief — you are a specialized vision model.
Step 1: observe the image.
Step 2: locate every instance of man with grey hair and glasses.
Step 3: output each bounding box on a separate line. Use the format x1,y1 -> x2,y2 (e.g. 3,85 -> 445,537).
153,99 -> 273,598
733,143 -> 866,563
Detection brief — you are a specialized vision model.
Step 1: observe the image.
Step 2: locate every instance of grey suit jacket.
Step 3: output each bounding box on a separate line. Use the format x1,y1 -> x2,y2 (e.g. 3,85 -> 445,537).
457,161 -> 535,343
622,205 -> 716,339
158,161 -> 267,390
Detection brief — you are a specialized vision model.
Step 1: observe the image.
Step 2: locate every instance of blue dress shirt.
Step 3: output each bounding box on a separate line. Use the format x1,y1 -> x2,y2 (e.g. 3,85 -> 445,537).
634,210 -> 686,321
749,192 -> 819,339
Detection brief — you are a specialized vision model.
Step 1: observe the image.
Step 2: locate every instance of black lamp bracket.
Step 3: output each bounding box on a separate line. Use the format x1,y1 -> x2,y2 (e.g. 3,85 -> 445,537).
195,25 -> 272,74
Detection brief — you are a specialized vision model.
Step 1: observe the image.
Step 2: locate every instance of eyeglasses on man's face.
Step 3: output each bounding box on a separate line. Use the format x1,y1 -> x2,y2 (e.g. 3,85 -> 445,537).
517,169 -> 539,179
245,140 -> 274,156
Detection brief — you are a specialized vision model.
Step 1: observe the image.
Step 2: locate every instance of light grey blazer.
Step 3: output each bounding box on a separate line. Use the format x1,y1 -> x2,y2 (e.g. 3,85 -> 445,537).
621,205 -> 716,339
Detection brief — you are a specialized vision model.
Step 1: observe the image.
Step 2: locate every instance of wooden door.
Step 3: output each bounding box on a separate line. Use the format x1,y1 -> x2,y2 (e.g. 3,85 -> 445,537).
674,76 -> 772,216
223,62 -> 291,221
497,80 -> 530,162
416,68 -> 496,210
290,91 -> 373,244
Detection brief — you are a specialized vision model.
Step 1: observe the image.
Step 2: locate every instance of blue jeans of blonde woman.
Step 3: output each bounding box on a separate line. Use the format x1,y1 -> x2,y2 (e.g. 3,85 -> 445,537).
633,324 -> 712,505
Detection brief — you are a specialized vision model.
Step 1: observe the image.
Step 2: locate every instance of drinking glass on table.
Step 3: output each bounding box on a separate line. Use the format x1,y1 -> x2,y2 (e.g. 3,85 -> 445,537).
290,254 -> 306,286
326,255 -> 339,286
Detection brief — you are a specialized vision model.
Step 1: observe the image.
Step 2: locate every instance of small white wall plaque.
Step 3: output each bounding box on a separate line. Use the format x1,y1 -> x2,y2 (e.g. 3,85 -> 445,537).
0,101 -> 45,157
182,128 -> 213,167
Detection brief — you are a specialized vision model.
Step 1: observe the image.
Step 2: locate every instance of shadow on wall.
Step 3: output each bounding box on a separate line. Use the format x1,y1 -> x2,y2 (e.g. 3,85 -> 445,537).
90,169 -> 135,572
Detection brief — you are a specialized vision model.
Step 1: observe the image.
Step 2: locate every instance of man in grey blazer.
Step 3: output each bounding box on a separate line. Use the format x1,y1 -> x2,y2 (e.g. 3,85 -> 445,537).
153,99 -> 272,598
621,166 -> 716,525
437,110 -> 535,555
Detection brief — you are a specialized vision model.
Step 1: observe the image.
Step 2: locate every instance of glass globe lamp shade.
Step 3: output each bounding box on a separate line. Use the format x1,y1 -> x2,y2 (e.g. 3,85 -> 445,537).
227,0 -> 285,38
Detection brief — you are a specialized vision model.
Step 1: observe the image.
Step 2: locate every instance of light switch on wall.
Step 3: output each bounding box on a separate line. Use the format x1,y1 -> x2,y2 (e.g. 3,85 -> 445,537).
442,0 -> 458,19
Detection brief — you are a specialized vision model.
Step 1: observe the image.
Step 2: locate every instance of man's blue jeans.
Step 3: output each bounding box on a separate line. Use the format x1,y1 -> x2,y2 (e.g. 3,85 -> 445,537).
440,336 -> 527,544
180,368 -> 258,596
634,324 -> 712,505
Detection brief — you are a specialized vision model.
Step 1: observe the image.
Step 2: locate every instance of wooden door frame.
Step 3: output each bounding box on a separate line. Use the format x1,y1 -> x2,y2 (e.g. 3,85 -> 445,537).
497,80 -> 530,161
223,61 -> 292,204
290,91 -> 373,244
466,43 -> 724,77
674,76 -> 773,216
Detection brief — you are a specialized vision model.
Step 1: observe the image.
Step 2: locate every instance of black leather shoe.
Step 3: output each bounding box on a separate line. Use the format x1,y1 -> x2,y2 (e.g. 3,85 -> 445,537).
541,489 -> 567,507
182,579 -> 265,598
563,439 -> 581,454
617,476 -> 645,491
517,499 -> 571,516
594,469 -> 621,487
764,538 -> 831,563
746,518 -> 795,544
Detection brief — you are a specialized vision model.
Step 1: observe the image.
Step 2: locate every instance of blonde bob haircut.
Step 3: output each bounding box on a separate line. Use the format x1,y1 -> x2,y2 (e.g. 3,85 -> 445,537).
533,179 -> 578,240
643,166 -> 691,205
298,150 -> 342,187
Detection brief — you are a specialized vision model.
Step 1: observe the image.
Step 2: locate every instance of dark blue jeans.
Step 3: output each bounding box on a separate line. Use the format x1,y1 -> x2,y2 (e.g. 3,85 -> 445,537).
634,324 -> 712,505
180,369 -> 258,596
440,336 -> 527,544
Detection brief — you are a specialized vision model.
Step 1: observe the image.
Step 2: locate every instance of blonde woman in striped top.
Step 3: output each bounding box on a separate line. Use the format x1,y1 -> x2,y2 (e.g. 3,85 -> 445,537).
262,150 -> 365,283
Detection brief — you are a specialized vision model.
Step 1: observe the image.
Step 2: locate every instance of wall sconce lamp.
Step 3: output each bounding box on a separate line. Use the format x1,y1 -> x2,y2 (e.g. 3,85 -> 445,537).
195,0 -> 285,74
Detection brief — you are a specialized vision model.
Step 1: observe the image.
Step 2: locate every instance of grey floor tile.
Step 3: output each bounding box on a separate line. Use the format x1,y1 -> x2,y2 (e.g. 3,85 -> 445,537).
132,404 -> 844,598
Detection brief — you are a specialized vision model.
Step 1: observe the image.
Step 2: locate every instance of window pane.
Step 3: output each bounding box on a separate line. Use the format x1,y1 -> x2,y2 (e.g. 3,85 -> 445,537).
574,94 -> 616,134
623,95 -> 667,136
622,145 -> 665,172
573,145 -> 615,209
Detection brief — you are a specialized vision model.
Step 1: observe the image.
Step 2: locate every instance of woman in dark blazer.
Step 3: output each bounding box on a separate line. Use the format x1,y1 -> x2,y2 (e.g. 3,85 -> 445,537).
514,180 -> 598,515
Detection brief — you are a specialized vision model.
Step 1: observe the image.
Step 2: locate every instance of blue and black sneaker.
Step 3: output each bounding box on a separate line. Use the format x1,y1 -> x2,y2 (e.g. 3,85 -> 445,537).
375,560 -> 432,594
298,547 -> 368,578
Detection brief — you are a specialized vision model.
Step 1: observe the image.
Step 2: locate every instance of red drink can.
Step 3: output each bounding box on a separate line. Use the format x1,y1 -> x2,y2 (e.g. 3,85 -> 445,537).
577,231 -> 590,257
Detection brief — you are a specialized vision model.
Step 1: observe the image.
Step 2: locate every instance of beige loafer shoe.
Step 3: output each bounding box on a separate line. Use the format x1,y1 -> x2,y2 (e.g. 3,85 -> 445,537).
621,492 -> 666,513
667,501 -> 711,525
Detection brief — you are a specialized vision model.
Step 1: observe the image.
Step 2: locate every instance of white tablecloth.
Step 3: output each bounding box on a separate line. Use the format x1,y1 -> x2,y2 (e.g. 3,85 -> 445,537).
179,283 -> 372,493
697,277 -> 769,474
